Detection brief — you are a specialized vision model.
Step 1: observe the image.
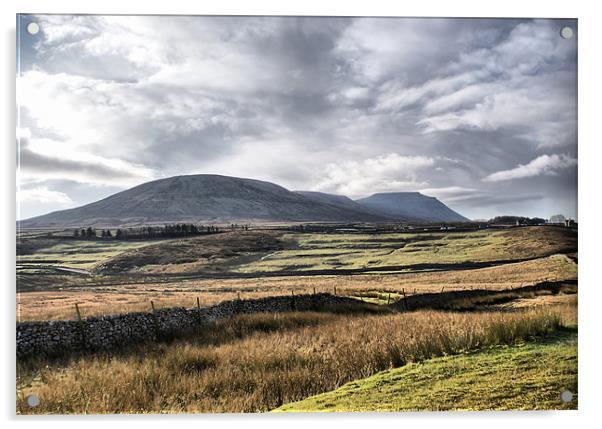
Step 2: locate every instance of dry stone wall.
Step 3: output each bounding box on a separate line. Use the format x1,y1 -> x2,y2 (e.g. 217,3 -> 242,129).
17,293 -> 360,359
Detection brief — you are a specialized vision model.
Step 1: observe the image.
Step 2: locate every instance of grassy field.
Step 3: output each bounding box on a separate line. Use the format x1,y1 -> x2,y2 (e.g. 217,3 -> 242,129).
18,226 -> 575,278
276,329 -> 577,412
15,224 -> 577,321
17,238 -> 166,270
17,253 -> 577,321
17,304 -> 572,414
93,231 -> 285,274
236,227 -> 576,273
16,224 -> 579,414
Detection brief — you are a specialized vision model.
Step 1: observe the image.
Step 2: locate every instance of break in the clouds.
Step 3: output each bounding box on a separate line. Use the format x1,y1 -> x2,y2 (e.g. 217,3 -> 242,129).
16,15 -> 577,220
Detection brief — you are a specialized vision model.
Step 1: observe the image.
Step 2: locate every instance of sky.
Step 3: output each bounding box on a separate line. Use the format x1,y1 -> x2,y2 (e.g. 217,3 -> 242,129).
16,15 -> 578,221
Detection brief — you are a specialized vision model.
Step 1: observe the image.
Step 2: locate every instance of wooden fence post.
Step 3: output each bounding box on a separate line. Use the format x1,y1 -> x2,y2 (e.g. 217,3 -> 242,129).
196,297 -> 201,309
74,303 -> 82,322
150,300 -> 160,339
237,292 -> 241,301
75,303 -> 85,349
313,287 -> 316,295
334,286 -> 337,296
387,293 -> 391,305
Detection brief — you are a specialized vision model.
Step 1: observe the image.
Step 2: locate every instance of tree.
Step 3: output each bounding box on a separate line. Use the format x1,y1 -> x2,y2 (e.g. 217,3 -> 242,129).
73,229 -> 79,238
115,229 -> 123,239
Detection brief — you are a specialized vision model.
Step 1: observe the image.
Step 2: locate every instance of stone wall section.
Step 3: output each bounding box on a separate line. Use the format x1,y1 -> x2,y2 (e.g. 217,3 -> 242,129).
17,293 -> 359,359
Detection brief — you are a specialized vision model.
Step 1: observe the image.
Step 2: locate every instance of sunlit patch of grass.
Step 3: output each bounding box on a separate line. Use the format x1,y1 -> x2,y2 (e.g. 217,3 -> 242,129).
17,240 -> 165,270
237,227 -> 576,274
276,329 -> 577,412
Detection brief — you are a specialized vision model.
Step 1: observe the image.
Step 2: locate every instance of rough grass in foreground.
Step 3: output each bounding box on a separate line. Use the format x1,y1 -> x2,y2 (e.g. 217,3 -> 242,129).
276,329 -> 577,412
17,306 -> 571,414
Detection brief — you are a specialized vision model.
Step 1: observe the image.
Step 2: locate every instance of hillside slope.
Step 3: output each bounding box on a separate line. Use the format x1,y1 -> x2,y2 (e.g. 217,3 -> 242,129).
356,192 -> 469,222
294,191 -> 392,220
19,175 -> 385,228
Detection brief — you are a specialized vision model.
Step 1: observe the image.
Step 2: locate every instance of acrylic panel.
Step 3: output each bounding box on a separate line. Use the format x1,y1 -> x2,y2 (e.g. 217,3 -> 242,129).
16,14 -> 578,414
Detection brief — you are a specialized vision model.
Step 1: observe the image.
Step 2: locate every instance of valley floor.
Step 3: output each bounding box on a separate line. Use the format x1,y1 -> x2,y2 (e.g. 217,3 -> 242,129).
16,225 -> 578,414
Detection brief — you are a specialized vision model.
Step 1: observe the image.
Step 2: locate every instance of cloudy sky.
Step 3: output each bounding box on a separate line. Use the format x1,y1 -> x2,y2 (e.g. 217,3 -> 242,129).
17,15 -> 577,220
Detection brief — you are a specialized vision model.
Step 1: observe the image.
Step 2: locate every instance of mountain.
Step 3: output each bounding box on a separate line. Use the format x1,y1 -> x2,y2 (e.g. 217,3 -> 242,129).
355,192 -> 469,222
18,175 -> 386,228
294,191 -> 391,219
18,176 -> 470,228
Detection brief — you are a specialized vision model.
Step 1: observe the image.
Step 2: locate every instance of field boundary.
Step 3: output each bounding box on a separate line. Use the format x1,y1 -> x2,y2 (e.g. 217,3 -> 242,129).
17,279 -> 576,360
394,280 -> 577,311
16,293 -> 373,359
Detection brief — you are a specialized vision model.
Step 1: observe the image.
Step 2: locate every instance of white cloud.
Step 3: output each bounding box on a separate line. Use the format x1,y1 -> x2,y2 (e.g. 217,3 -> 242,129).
343,19 -> 577,150
16,16 -> 577,221
17,186 -> 73,204
312,153 -> 434,198
17,127 -> 32,139
417,75 -> 576,145
483,154 -> 577,182
375,71 -> 485,113
419,186 -> 478,201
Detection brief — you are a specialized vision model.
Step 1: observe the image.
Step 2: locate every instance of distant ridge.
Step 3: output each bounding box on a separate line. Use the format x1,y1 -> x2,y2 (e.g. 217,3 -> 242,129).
355,192 -> 469,222
294,191 -> 392,220
18,175 -> 469,228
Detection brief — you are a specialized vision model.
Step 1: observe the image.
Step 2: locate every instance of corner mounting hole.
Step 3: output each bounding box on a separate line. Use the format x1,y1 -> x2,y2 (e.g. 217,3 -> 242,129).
26,394 -> 40,407
560,27 -> 573,40
26,22 -> 40,35
560,390 -> 573,403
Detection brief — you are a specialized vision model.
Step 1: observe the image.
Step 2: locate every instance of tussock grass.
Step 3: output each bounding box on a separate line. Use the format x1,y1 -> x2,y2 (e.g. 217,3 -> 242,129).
276,329 -> 578,412
17,306 -> 570,414
414,282 -> 578,312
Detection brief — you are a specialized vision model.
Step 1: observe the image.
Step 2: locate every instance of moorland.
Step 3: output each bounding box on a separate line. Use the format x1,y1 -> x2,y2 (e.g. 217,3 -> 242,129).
16,223 -> 578,413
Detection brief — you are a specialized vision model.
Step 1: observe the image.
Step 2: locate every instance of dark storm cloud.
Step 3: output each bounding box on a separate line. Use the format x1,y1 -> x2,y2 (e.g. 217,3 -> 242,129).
17,15 -> 577,220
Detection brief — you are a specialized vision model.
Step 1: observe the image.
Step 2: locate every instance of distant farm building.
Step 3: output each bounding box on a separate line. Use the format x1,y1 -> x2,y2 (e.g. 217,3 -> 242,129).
549,214 -> 566,224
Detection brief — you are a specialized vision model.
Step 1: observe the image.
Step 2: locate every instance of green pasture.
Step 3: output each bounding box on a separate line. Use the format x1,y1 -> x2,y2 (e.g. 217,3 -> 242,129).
276,329 -> 578,412
236,230 -> 542,273
16,239 -> 165,270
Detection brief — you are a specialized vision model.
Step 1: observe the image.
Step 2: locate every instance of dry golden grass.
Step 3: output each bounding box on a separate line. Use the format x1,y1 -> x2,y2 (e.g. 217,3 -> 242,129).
17,305 -> 574,414
17,254 -> 577,321
493,294 -> 578,314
